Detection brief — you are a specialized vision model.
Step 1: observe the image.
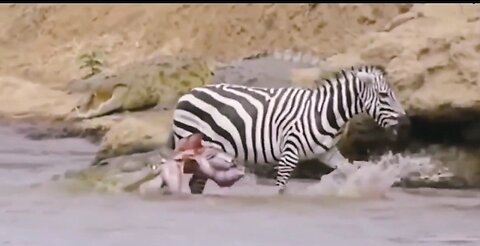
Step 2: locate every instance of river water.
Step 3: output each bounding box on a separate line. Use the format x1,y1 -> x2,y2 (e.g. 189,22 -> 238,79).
0,125 -> 480,246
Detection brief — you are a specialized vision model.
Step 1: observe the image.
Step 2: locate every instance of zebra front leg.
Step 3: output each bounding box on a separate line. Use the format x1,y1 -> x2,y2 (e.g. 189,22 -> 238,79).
188,174 -> 208,194
276,148 -> 299,195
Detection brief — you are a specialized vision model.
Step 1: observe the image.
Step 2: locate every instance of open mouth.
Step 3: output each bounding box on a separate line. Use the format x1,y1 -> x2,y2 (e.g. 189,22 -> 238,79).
122,170 -> 160,192
389,127 -> 399,138
383,124 -> 399,140
61,163 -> 162,193
386,123 -> 410,144
383,114 -> 411,140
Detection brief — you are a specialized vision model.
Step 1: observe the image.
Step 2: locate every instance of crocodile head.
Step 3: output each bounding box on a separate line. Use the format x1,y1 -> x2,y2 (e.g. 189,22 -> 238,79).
66,72 -> 125,120
66,56 -> 216,119
61,150 -> 166,193
58,133 -> 245,194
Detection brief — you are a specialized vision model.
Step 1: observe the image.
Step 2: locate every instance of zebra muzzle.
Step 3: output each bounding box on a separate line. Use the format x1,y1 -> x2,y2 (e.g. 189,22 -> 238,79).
386,115 -> 411,142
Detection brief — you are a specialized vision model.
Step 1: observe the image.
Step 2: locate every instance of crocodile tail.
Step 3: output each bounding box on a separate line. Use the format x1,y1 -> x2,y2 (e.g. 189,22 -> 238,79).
271,49 -> 325,67
230,49 -> 326,67
217,49 -> 328,73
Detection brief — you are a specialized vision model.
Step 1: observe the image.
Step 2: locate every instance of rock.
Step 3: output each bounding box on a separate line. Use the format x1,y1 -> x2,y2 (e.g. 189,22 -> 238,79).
0,76 -> 77,119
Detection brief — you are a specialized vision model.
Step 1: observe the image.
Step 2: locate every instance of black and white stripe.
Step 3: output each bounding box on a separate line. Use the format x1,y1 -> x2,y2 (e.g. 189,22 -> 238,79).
171,65 -> 408,194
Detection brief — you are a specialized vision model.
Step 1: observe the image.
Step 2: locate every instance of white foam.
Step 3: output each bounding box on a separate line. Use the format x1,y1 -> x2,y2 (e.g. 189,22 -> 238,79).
304,151 -> 448,199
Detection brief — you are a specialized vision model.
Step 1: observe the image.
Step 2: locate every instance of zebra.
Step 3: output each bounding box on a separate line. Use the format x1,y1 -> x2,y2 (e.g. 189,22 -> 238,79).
168,65 -> 410,194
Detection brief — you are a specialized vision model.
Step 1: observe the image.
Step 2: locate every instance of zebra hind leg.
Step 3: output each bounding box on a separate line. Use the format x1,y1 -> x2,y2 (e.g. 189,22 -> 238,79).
276,150 -> 299,195
188,174 -> 208,194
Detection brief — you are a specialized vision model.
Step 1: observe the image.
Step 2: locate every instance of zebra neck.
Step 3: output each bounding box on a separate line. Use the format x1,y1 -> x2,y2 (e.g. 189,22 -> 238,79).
312,76 -> 364,132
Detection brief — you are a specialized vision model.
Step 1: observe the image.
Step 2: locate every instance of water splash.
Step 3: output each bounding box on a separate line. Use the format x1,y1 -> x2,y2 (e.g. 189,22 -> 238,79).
305,151 -> 450,199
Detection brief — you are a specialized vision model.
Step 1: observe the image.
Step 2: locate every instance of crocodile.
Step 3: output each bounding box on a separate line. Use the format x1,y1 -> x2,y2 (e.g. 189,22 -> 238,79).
55,133 -> 245,195
65,49 -> 332,120
66,54 -> 216,120
211,49 -> 332,88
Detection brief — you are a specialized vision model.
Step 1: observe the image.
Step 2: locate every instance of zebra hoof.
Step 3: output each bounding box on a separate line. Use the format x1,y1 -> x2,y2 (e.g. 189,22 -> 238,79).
278,186 -> 287,195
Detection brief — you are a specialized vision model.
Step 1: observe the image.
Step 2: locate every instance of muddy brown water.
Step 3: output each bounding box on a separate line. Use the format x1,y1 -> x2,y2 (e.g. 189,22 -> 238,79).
0,125 -> 480,246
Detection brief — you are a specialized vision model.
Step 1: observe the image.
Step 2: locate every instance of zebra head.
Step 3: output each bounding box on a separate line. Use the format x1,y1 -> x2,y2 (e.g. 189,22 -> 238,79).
355,66 -> 410,139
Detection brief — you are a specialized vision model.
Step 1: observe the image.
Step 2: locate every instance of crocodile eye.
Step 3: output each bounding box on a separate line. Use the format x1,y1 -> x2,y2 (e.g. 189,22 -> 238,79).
96,161 -> 108,166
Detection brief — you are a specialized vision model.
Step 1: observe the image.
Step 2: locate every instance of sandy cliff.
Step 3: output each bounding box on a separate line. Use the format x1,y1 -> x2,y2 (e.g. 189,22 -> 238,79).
0,4 -> 407,89
0,4 -> 478,118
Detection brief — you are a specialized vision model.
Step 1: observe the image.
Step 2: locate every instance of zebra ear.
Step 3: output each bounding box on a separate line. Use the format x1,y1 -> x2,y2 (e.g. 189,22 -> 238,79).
356,71 -> 375,85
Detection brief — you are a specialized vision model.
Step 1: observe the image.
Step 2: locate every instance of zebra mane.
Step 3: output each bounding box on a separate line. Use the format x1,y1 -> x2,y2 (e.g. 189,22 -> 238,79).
352,64 -> 387,76
314,64 -> 388,88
